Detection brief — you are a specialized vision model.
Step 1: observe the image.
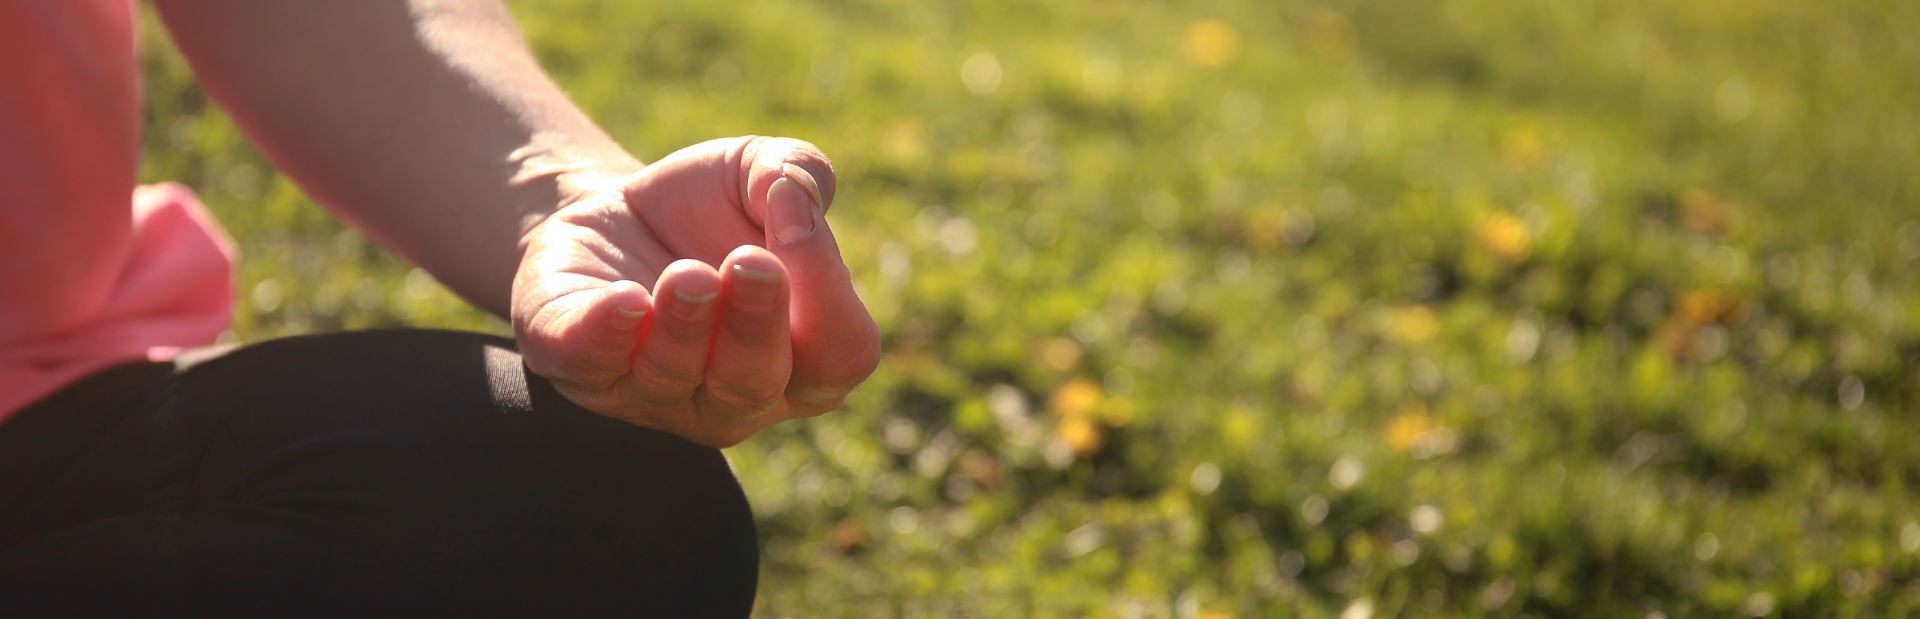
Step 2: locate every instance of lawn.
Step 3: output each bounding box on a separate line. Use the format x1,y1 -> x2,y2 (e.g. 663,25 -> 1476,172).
137,0 -> 1920,616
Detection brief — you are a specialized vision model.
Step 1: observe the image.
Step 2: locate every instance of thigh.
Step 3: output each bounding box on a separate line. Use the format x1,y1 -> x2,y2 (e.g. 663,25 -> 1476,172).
3,330 -> 759,618
0,361 -> 170,550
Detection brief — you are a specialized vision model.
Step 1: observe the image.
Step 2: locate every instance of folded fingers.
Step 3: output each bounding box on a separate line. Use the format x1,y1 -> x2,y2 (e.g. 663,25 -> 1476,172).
693,246 -> 794,429
630,259 -> 722,403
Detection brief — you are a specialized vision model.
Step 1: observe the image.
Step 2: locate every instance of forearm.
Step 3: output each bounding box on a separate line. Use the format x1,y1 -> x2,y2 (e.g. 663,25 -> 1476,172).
153,0 -> 640,317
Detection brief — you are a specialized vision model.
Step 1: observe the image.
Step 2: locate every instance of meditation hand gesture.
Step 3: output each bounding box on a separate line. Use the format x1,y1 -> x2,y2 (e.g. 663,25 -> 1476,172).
511,137 -> 881,447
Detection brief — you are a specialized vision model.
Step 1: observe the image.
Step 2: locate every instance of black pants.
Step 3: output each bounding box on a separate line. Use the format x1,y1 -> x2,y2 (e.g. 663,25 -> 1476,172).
0,330 -> 757,617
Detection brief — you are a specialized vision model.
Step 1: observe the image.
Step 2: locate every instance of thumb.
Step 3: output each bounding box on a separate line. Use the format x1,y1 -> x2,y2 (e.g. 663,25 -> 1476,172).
755,159 -> 881,411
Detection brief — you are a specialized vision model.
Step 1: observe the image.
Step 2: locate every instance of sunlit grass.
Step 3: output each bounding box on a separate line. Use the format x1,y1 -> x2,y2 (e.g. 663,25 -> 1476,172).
139,0 -> 1920,615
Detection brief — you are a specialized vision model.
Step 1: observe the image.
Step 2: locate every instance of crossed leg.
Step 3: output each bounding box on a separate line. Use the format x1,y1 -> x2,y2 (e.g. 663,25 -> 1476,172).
0,329 -> 758,618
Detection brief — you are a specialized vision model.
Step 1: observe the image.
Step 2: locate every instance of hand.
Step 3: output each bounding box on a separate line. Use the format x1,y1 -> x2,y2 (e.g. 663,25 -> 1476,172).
511,136 -> 881,447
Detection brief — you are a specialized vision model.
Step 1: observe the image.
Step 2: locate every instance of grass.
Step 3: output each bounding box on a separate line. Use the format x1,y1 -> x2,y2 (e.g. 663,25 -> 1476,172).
138,0 -> 1920,616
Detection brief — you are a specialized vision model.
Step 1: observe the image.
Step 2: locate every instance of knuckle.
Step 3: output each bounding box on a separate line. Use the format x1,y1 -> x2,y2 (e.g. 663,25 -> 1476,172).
661,315 -> 718,342
847,342 -> 883,382
631,357 -> 705,398
780,336 -> 877,417
523,344 -> 604,388
558,347 -> 612,379
813,337 -> 882,392
704,376 -> 786,412
786,387 -> 849,417
552,382 -> 620,415
520,349 -> 567,381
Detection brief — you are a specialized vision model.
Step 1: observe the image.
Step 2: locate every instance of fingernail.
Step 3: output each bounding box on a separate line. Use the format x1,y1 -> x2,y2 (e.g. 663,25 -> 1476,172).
607,281 -> 648,329
671,288 -> 717,319
610,305 -> 647,330
674,289 -> 718,303
729,264 -> 782,312
769,170 -> 819,245
781,163 -> 823,208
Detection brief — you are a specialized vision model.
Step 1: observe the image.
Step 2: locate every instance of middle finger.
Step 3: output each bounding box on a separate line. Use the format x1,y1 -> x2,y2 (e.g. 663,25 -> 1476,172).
630,259 -> 722,402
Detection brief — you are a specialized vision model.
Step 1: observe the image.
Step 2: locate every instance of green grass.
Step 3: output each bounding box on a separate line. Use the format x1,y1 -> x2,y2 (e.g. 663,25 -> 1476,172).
138,0 -> 1920,616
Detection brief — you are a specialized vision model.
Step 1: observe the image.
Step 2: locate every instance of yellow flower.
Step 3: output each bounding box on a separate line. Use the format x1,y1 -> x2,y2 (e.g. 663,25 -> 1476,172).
1478,212 -> 1531,262
1058,415 -> 1104,456
1049,376 -> 1104,418
1181,21 -> 1242,67
1391,305 -> 1440,343
1384,401 -> 1435,453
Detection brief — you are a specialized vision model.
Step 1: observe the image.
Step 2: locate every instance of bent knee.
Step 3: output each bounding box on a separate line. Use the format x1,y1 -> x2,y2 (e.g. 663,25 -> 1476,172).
174,330 -> 759,615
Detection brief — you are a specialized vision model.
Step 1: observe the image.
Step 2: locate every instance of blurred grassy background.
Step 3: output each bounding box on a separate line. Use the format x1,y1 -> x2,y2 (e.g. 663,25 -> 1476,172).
136,0 -> 1920,616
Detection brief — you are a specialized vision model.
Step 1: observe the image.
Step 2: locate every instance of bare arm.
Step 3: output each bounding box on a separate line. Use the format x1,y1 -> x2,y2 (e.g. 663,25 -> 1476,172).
153,0 -> 880,446
153,0 -> 638,317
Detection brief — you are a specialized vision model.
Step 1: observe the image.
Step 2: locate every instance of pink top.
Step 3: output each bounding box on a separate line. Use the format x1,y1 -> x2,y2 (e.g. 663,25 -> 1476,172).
1,0 -> 236,419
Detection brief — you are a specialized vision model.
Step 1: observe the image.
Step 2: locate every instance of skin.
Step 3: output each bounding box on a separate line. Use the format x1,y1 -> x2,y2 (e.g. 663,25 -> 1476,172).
151,0 -> 881,447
